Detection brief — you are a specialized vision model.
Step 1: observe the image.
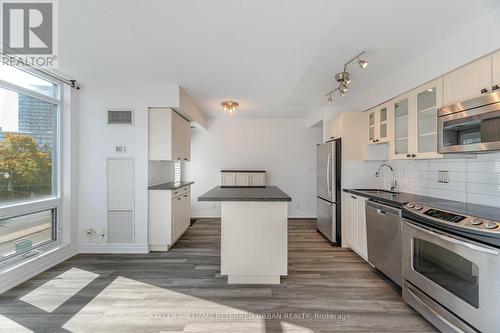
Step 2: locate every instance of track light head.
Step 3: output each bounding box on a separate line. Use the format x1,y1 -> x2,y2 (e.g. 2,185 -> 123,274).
358,58 -> 368,69
340,83 -> 348,96
335,71 -> 350,83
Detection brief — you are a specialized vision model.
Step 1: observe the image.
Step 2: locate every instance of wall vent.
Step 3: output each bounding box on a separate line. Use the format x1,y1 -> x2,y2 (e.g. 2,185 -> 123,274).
107,109 -> 133,125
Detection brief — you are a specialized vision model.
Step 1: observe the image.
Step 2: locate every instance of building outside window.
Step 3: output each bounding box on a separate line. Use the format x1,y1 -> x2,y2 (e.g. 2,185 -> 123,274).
0,65 -> 61,261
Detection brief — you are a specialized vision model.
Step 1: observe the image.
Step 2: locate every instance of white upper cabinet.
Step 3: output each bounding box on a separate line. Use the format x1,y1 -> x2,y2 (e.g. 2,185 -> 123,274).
367,103 -> 390,144
414,78 -> 443,159
443,56 -> 492,106
389,92 -> 414,159
149,108 -> 191,161
493,50 -> 500,93
389,79 -> 443,160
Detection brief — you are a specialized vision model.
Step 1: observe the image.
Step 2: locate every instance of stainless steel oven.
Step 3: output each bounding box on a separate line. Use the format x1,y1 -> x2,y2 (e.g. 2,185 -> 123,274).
438,91 -> 500,153
402,219 -> 500,333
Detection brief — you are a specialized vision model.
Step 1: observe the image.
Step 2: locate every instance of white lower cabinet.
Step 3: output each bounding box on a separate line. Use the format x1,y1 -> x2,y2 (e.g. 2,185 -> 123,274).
343,192 -> 368,260
149,186 -> 191,251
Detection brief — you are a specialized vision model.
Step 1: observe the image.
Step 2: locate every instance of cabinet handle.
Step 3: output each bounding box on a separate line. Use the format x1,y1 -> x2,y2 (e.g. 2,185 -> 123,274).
330,136 -> 335,139
178,197 -> 181,200
406,154 -> 411,158
351,195 -> 357,199
174,191 -> 178,195
184,158 -> 188,161
411,154 -> 416,158
481,88 -> 488,94
183,194 -> 188,198
493,85 -> 499,91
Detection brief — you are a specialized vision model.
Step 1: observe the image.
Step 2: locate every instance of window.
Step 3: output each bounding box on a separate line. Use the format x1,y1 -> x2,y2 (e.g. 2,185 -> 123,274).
0,65 -> 61,261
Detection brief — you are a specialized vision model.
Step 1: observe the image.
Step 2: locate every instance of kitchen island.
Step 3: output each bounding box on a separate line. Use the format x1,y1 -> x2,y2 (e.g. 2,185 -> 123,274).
199,186 -> 291,284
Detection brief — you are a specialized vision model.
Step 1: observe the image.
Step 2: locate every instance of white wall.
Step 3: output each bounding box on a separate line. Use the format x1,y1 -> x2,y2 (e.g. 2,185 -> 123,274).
343,152 -> 500,208
77,82 -> 180,252
185,118 -> 322,218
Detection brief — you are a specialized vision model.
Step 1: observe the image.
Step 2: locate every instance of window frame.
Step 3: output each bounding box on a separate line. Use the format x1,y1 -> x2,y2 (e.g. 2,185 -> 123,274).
0,66 -> 63,263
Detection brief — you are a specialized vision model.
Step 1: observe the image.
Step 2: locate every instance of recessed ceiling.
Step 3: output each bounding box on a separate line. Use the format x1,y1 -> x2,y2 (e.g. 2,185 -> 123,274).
58,0 -> 500,119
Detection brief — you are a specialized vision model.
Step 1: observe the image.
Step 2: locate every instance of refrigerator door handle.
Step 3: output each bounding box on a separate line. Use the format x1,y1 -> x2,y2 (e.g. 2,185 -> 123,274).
326,154 -> 331,197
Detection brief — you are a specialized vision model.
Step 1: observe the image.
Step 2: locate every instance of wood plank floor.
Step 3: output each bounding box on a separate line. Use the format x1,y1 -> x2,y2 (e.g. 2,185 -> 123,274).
0,219 -> 437,333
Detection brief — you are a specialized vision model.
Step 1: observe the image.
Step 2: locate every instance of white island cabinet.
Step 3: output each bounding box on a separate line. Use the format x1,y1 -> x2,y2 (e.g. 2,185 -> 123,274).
221,170 -> 266,186
199,186 -> 291,284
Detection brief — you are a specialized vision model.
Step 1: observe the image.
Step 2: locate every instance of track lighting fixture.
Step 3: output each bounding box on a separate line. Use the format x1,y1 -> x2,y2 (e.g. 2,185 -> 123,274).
358,59 -> 368,69
325,50 -> 368,103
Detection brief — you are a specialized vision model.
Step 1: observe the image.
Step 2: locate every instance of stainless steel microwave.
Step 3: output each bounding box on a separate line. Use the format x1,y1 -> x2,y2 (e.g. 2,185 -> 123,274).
438,91 -> 500,153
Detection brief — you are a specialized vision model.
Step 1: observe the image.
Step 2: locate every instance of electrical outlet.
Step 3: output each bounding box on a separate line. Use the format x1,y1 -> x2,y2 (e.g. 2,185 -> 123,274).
438,170 -> 449,183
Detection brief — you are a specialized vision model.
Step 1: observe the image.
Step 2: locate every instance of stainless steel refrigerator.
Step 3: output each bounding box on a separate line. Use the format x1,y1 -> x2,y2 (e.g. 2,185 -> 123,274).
316,139 -> 341,245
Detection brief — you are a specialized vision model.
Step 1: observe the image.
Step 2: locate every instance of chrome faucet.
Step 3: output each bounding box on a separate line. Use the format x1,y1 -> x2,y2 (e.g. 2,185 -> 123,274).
375,163 -> 399,192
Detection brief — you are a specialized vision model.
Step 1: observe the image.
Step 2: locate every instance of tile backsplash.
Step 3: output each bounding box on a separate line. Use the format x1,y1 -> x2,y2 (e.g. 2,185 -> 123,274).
342,152 -> 500,208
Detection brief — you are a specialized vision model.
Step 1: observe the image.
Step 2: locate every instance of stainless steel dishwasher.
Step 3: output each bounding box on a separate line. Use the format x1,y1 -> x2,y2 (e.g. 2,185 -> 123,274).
366,200 -> 402,286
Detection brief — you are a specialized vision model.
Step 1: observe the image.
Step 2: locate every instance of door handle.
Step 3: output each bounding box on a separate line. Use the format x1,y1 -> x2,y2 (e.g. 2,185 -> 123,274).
326,154 -> 331,196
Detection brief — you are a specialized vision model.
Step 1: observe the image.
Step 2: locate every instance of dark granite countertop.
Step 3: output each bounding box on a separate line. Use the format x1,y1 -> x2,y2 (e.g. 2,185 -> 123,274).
343,188 -> 500,222
148,181 -> 194,191
198,186 -> 291,202
343,188 -> 431,208
220,170 -> 266,173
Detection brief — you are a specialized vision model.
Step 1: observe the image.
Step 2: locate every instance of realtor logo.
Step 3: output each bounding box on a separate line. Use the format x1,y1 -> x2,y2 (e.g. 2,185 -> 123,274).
1,0 -> 58,67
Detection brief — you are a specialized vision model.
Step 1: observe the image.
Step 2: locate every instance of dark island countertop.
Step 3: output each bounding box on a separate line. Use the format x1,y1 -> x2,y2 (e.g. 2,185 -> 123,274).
199,186 -> 291,202
148,181 -> 195,191
220,170 -> 266,173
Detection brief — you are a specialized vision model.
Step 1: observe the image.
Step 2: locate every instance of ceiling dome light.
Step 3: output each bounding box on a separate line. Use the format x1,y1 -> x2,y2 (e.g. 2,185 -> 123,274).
221,101 -> 239,114
327,95 -> 333,104
358,59 -> 368,69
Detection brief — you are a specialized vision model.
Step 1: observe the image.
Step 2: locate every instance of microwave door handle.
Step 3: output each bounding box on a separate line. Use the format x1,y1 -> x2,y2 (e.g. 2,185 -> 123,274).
405,221 -> 498,255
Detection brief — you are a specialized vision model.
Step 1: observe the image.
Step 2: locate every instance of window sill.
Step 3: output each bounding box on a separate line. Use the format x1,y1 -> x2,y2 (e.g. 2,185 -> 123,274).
0,242 -> 77,294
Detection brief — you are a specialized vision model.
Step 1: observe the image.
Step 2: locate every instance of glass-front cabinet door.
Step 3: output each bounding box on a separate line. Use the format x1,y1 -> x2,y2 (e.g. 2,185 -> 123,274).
367,109 -> 376,143
415,78 -> 442,159
378,104 -> 389,143
390,93 -> 414,159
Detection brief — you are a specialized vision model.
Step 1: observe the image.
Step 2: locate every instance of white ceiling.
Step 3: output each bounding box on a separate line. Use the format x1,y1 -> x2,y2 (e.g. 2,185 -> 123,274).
59,0 -> 500,118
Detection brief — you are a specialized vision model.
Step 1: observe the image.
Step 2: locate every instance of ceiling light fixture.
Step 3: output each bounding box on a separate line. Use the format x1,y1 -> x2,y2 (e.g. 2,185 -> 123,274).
325,50 -> 368,103
221,100 -> 239,114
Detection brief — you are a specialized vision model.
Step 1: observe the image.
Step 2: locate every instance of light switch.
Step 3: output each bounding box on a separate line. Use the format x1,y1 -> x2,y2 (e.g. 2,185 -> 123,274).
438,170 -> 449,183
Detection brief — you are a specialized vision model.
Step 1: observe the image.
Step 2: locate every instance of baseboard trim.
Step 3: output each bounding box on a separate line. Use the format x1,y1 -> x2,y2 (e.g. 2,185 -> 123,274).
0,244 -> 78,294
79,243 -> 149,254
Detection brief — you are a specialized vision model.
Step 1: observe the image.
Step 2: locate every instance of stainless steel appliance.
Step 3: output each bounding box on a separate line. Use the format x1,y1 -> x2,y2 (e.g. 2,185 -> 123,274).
366,200 -> 402,286
402,202 -> 500,333
316,139 -> 341,244
438,91 -> 500,153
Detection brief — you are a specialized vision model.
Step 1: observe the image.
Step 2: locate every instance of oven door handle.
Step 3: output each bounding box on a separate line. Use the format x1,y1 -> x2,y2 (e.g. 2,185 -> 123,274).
404,221 -> 499,255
